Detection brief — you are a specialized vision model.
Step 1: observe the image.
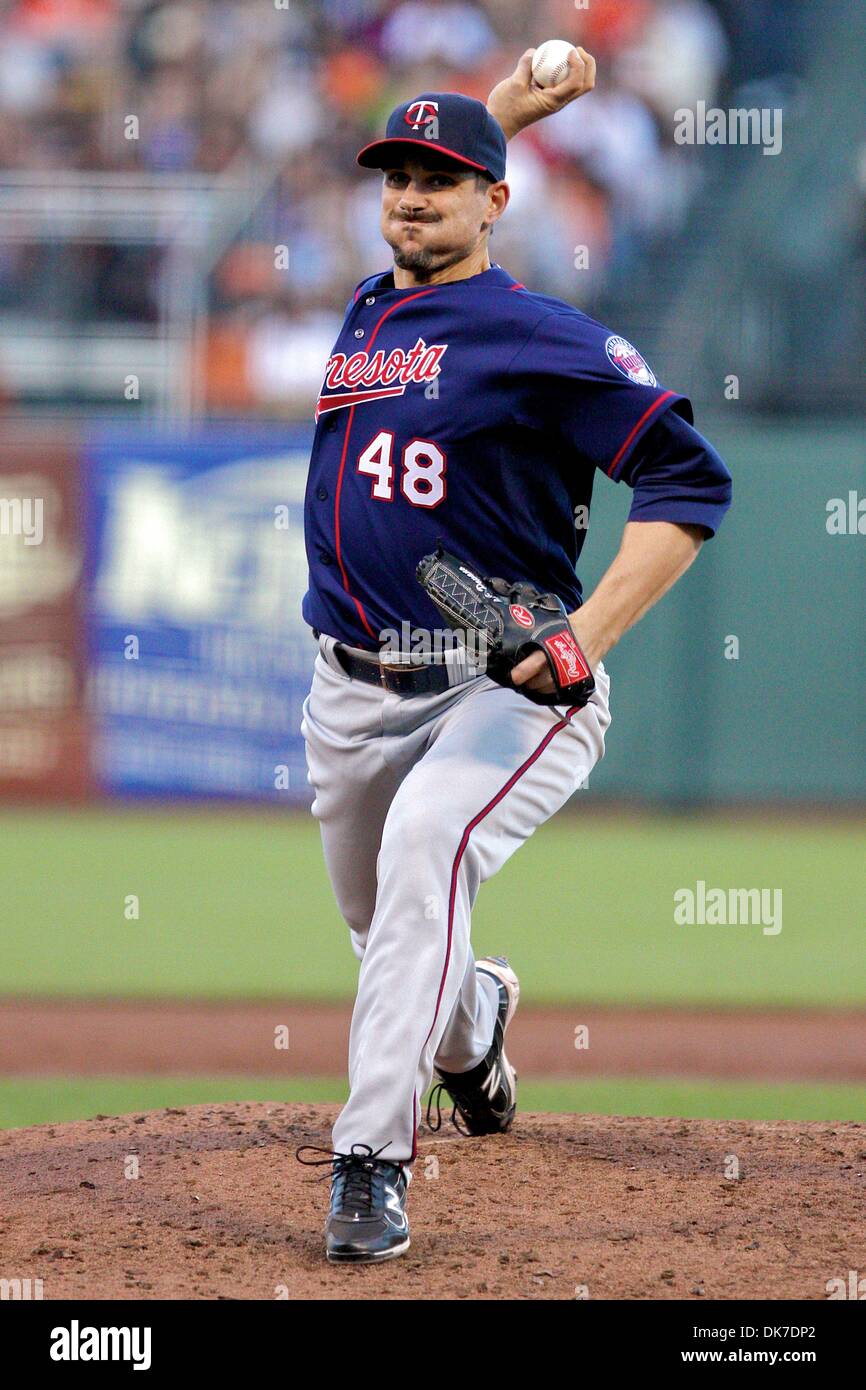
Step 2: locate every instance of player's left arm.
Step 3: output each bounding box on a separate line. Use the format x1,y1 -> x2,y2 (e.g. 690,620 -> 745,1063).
512,521 -> 703,693
487,46 -> 596,141
512,415 -> 732,695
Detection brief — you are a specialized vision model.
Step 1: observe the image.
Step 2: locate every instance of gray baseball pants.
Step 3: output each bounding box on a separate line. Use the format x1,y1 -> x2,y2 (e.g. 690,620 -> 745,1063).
301,633 -> 611,1163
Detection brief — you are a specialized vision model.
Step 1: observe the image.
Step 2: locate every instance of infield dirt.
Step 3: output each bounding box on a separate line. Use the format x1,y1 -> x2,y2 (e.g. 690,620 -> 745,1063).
1,1102 -> 864,1300
3,999 -> 865,1080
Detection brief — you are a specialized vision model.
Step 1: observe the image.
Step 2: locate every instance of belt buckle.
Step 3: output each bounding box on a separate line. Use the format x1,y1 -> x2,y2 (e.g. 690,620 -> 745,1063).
379,655 -> 428,692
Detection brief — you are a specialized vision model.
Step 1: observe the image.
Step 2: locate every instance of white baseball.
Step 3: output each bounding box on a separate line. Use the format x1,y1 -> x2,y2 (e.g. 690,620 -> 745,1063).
531,39 -> 576,89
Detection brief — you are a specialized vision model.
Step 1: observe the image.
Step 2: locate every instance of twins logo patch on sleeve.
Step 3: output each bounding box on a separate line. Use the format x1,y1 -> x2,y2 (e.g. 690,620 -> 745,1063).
605,335 -> 657,387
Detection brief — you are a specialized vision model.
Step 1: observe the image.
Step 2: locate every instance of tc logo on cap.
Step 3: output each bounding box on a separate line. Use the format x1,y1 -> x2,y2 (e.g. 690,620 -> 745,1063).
404,99 -> 439,131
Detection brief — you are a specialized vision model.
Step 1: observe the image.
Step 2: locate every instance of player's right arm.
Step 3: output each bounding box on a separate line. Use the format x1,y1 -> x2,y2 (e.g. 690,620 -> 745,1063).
486,46 -> 596,141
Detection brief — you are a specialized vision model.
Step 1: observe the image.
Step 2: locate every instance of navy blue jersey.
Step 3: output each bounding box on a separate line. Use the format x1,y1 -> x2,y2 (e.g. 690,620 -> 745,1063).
303,263 -> 731,649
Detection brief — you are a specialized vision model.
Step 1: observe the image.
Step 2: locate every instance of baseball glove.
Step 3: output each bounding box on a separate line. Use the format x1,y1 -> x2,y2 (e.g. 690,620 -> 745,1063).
416,545 -> 595,708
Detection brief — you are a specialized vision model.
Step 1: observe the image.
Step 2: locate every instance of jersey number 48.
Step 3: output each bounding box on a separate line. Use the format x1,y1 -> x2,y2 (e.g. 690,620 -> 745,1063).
357,430 -> 446,509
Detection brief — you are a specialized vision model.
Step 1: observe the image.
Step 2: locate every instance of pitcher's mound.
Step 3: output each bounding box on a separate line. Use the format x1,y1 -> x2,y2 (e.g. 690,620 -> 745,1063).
1,1102 -> 860,1300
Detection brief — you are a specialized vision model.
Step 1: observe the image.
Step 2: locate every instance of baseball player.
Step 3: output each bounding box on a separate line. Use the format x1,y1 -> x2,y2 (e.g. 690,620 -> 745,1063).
296,49 -> 732,1262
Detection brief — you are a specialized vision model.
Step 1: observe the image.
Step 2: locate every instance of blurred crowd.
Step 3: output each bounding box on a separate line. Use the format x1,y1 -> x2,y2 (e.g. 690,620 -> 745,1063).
0,0 -> 820,412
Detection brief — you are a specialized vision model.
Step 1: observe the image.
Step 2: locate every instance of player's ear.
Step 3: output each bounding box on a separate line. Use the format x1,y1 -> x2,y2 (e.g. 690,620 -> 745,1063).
485,179 -> 509,227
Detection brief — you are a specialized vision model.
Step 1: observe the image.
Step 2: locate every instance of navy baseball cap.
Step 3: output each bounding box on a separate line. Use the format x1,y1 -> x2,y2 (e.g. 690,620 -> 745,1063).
357,92 -> 506,182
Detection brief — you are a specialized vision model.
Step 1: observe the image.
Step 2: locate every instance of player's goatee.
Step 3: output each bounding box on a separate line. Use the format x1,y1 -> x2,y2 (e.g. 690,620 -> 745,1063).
391,245 -> 436,272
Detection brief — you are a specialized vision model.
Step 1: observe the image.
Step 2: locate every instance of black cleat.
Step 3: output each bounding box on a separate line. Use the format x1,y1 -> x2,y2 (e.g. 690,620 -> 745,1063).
297,1142 -> 410,1264
428,956 -> 520,1136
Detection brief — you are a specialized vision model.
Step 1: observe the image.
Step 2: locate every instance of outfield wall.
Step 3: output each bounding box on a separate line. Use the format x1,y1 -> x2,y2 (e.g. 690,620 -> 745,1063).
0,417 -> 862,804
580,416 -> 865,802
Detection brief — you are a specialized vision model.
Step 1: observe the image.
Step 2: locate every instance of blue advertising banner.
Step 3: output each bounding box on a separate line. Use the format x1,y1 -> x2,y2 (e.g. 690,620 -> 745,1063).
84,428 -> 315,801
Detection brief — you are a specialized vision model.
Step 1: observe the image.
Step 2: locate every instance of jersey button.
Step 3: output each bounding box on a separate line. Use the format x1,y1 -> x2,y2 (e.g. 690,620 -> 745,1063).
365,296 -> 375,305
325,417 -> 338,432
354,328 -> 364,338
316,486 -> 328,501
317,549 -> 333,566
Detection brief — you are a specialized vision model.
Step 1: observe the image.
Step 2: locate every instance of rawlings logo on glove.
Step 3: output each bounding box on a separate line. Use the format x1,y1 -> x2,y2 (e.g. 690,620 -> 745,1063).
416,545 -> 595,708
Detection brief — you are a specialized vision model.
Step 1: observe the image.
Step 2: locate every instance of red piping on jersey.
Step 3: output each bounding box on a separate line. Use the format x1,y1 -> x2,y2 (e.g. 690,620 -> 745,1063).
366,290 -> 437,345
606,390 -> 675,478
410,700 -> 584,1160
331,289 -> 437,640
332,403 -> 377,638
509,281 -> 526,290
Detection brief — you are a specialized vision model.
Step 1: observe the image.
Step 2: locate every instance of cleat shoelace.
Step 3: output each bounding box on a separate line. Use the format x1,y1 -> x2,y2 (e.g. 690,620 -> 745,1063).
425,1081 -> 473,1136
296,1141 -> 397,1217
426,980 -> 509,1135
425,1074 -> 509,1136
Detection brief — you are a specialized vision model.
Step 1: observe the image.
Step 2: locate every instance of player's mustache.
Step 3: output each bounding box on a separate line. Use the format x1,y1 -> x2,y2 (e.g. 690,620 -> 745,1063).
393,212 -> 439,224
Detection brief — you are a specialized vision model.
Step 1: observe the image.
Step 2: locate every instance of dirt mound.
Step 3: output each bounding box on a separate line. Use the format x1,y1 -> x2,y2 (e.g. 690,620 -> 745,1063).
1,1103 -> 862,1300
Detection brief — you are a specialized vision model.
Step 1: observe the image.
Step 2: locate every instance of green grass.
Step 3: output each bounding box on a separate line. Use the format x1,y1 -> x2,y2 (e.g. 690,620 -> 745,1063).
518,1079 -> 866,1124
2,1075 -> 865,1131
1,808 -> 863,1006
0,1077 -> 345,1130
3,806 -> 861,1011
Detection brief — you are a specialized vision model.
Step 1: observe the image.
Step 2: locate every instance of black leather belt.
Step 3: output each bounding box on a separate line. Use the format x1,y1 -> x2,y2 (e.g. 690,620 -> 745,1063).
335,644 -> 453,695
313,628 -> 454,696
